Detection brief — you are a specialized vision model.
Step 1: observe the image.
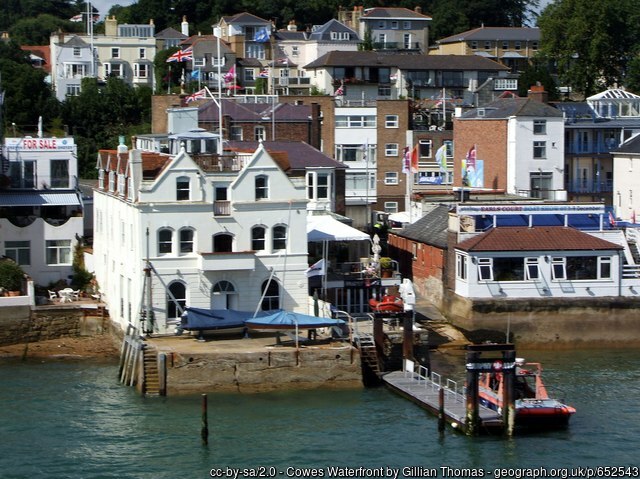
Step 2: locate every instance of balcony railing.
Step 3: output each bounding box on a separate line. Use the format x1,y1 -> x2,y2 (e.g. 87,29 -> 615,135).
567,180 -> 613,194
214,201 -> 230,216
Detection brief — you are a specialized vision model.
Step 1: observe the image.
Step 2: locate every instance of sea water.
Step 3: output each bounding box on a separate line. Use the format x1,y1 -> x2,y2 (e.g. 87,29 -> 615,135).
1,349 -> 639,479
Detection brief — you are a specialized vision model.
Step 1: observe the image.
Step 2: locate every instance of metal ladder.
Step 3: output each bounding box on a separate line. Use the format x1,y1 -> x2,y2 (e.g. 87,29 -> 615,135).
355,333 -> 381,376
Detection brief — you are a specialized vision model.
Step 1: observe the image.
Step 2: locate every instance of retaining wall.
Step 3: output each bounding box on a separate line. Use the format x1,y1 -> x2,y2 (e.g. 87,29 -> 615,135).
162,346 -> 362,394
0,305 -> 110,347
446,294 -> 640,348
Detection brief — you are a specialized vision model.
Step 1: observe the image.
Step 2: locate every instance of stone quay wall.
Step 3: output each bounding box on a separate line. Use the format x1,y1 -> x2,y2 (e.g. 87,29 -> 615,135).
0,305 -> 110,347
446,295 -> 640,348
163,346 -> 362,394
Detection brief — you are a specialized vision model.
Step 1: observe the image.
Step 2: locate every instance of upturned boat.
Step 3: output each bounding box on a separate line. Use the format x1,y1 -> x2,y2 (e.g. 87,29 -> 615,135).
478,358 -> 576,429
368,294 -> 404,312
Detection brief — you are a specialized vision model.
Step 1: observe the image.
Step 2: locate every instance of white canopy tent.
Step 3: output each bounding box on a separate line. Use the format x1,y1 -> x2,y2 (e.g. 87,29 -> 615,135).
307,215 -> 370,242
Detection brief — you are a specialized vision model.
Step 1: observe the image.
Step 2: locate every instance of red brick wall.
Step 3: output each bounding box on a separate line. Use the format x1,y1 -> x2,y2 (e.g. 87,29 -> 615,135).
376,100 -> 411,211
453,118 -> 508,191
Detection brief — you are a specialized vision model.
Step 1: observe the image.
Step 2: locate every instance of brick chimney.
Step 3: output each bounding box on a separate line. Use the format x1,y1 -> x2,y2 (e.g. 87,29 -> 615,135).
528,83 -> 548,104
415,6 -> 422,14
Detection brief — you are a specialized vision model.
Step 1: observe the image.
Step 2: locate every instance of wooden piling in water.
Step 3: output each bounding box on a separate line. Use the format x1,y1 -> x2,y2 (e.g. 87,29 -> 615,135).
465,351 -> 480,436
201,394 -> 209,445
438,387 -> 445,433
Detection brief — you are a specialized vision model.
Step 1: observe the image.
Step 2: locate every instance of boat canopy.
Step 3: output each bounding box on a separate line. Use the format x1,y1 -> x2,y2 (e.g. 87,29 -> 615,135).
180,308 -> 268,331
245,310 -> 346,330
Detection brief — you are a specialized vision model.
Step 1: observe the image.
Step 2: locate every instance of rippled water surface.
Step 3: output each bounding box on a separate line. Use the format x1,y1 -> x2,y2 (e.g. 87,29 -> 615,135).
1,349 -> 639,478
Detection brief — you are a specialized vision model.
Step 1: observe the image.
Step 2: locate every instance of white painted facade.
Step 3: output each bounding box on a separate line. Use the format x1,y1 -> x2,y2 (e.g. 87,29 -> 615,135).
506,115 -> 565,197
92,144 -> 310,334
1,136 -> 82,286
612,134 -> 640,222
454,248 -> 623,299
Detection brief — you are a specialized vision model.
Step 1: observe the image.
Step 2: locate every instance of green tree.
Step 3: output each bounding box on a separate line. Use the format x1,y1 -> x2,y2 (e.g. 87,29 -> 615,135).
517,57 -> 559,100
61,77 -> 151,178
0,41 -> 60,134
9,14 -> 82,45
538,0 -> 640,98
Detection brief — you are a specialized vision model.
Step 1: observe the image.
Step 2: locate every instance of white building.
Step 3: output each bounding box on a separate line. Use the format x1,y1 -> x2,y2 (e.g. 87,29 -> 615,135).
452,204 -> 632,300
455,91 -> 566,199
612,133 -> 640,221
92,140 -> 309,334
49,17 -> 156,101
1,136 -> 82,285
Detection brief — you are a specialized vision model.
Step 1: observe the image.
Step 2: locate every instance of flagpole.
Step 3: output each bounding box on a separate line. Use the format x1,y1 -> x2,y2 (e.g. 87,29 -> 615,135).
214,27 -> 223,155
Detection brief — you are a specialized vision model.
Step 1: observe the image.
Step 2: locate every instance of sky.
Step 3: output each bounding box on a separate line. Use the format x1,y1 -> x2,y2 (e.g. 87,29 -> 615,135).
90,0 -> 137,17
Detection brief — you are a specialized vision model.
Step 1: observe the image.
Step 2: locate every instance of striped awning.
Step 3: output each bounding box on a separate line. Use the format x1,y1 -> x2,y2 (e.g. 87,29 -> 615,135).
0,191 -> 81,207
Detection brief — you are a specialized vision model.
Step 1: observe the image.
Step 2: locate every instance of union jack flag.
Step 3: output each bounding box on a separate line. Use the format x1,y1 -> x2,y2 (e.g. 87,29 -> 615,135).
166,47 -> 193,63
185,88 -> 207,103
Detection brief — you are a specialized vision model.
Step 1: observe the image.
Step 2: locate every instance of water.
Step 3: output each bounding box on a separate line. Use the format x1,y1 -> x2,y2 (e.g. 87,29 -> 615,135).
1,349 -> 639,479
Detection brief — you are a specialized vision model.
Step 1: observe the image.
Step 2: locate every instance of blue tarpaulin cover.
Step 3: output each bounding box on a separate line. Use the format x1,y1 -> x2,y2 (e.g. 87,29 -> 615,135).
180,308 -> 269,331
245,310 -> 346,330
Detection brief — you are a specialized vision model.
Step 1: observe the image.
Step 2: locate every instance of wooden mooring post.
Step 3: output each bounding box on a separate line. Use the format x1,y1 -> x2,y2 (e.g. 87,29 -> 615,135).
465,344 -> 516,436
201,394 -> 209,445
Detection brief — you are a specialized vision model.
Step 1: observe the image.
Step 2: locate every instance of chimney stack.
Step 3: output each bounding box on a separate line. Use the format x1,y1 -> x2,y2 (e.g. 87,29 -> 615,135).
181,16 -> 189,36
528,83 -> 549,104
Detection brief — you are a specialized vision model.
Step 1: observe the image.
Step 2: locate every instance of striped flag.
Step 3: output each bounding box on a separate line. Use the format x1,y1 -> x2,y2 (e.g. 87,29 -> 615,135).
166,47 -> 193,63
185,88 -> 207,103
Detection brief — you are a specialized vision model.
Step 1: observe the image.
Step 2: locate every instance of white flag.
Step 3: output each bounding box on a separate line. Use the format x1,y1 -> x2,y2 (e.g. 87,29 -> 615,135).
305,259 -> 325,277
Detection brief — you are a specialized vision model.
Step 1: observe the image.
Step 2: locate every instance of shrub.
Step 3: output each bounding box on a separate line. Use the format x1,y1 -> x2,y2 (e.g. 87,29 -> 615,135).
0,259 -> 25,291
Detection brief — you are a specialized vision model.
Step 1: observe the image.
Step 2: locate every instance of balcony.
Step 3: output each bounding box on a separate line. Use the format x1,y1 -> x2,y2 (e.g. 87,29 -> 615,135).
567,180 -> 613,194
198,251 -> 256,271
214,201 -> 231,216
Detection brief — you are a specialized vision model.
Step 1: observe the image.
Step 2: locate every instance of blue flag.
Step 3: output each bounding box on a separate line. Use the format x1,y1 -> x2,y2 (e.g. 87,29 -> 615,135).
254,27 -> 270,43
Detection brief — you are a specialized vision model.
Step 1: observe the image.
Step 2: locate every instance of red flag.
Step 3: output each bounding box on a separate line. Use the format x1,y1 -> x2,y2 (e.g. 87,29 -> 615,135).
410,145 -> 419,173
609,211 -> 616,227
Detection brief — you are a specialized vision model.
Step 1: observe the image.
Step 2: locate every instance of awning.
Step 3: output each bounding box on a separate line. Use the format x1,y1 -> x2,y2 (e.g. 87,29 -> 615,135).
0,191 -> 81,207
474,51 -> 496,58
307,215 -> 370,242
501,52 -> 526,59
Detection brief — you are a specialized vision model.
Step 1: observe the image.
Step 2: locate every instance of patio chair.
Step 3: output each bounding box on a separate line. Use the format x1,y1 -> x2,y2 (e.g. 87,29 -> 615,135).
72,290 -> 81,301
48,290 -> 58,302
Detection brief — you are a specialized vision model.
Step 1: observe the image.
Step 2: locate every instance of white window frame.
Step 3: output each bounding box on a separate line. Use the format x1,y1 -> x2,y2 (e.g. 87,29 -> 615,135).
551,257 -> 566,280
251,226 -> 266,251
599,256 -> 612,279
391,21 -> 399,29
158,228 -> 174,255
533,120 -> 547,135
255,175 -> 269,200
456,254 -> 467,280
176,176 -> 190,201
5,241 -> 30,266
111,47 -> 120,58
272,225 -> 287,250
385,172 -> 399,185
46,240 -> 72,265
385,143 -> 399,156
533,141 -> 547,159
383,201 -> 398,213
179,228 -> 195,254
402,21 -> 411,29
525,257 -> 539,280
385,115 -> 399,128
477,258 -> 493,281
134,63 -> 149,78
139,48 -> 146,59
255,126 -> 266,141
